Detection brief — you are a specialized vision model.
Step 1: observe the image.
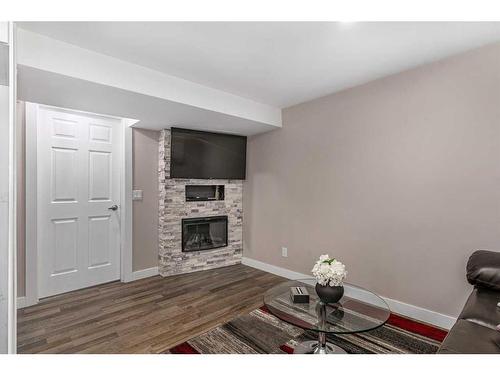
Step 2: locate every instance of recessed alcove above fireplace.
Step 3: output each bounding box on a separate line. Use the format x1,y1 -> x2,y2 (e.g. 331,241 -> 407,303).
185,185 -> 225,202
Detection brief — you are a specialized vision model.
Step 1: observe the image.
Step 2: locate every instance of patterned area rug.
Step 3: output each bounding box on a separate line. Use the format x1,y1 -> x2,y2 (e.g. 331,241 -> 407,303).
167,307 -> 447,354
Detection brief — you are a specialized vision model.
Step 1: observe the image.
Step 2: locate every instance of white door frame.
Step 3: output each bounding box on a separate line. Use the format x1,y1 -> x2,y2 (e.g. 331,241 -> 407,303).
6,21 -> 17,354
24,102 -> 134,307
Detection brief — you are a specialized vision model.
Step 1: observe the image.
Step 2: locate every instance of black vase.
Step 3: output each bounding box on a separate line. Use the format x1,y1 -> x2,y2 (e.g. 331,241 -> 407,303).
315,283 -> 344,304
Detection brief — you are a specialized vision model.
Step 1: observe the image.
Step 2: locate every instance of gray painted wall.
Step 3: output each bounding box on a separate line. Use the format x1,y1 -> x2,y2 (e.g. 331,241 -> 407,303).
243,42 -> 500,317
132,128 -> 160,272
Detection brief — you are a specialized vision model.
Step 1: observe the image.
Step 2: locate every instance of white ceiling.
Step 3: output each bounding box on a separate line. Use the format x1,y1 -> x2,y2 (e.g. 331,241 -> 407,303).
17,22 -> 500,108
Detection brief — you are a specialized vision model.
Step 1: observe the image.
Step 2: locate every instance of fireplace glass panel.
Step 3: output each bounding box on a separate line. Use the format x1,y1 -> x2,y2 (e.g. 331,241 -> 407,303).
182,216 -> 228,252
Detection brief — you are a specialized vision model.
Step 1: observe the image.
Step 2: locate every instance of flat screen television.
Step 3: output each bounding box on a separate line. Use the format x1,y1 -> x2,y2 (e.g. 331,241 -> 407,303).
170,127 -> 247,180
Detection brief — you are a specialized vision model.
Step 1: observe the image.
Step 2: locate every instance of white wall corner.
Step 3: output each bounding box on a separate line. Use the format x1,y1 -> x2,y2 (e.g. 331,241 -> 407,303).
24,102 -> 39,313
120,123 -> 133,283
241,257 -> 456,330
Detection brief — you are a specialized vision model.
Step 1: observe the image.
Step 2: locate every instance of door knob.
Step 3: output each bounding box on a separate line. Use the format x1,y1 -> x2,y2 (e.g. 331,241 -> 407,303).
108,204 -> 118,211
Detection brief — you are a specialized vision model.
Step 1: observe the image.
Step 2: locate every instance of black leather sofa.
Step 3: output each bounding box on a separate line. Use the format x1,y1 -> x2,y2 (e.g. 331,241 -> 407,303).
438,250 -> 500,353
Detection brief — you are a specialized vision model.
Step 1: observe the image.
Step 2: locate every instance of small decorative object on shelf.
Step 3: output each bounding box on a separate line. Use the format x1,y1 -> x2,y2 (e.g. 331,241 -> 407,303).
312,254 -> 347,304
290,286 -> 310,304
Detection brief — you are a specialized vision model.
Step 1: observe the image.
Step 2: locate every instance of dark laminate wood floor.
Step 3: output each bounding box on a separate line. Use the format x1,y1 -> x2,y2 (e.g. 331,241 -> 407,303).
17,264 -> 285,354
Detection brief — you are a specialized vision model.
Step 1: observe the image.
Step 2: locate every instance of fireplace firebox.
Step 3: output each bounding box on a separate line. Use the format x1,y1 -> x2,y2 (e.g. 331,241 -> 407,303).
182,216 -> 228,252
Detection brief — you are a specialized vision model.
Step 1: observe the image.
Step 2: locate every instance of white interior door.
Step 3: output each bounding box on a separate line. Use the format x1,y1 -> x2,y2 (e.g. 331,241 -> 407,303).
37,106 -> 122,298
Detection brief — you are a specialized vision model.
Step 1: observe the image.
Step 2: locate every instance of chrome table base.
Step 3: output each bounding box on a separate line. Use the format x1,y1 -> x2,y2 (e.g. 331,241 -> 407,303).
294,340 -> 347,354
294,328 -> 347,354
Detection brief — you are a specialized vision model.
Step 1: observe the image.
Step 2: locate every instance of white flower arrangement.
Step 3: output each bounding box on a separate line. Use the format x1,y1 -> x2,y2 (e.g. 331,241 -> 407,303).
312,254 -> 347,287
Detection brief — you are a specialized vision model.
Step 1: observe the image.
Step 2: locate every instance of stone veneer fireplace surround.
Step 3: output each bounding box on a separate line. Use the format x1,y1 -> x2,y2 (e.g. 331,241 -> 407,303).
158,129 -> 243,277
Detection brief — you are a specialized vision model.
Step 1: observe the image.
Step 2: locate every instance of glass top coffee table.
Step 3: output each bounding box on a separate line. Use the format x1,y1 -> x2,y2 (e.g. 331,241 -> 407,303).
264,279 -> 391,354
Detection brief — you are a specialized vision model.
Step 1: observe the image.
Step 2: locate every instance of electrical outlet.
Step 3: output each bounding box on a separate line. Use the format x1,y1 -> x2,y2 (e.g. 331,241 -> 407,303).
132,190 -> 143,201
281,247 -> 288,257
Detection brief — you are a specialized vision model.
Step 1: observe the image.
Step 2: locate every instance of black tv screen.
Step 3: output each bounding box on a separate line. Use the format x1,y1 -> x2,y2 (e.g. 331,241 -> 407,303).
170,128 -> 247,179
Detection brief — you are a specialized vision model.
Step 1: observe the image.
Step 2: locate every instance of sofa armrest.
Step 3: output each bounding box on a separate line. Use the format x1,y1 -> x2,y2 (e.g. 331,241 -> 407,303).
466,250 -> 500,291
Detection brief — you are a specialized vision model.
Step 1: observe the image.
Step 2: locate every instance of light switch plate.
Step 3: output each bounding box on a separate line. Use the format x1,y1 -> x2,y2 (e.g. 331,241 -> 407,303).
132,190 -> 143,201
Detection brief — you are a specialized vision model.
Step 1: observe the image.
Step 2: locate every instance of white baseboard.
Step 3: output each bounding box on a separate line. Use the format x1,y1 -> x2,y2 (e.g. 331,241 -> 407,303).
242,257 -> 456,330
17,295 -> 38,309
17,296 -> 27,309
131,266 -> 159,281
243,257 -> 310,281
